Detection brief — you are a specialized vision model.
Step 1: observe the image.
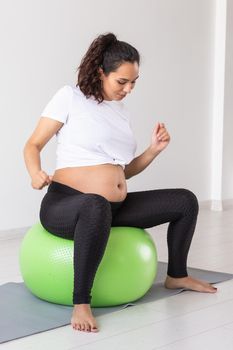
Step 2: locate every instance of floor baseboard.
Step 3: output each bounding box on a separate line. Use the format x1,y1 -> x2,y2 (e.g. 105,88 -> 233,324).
0,227 -> 29,240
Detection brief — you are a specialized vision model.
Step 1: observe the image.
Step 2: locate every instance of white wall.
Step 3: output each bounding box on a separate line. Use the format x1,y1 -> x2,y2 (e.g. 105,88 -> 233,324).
222,0 -> 233,200
0,0 -> 229,231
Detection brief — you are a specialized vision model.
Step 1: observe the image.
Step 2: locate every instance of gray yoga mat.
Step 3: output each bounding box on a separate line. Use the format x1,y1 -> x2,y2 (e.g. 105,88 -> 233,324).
1,262 -> 233,344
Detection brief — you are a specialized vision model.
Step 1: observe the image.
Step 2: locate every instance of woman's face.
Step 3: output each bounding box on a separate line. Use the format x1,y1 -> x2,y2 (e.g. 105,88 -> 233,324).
99,61 -> 139,101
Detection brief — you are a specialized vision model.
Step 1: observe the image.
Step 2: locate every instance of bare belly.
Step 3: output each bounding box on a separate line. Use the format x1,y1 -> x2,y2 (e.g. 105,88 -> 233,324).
52,164 -> 127,202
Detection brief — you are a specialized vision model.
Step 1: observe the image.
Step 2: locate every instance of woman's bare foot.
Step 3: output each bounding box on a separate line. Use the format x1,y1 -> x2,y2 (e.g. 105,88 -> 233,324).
164,275 -> 217,293
71,304 -> 99,332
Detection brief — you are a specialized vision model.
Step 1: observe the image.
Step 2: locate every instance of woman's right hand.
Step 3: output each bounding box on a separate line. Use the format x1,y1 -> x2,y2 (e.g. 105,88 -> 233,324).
31,170 -> 53,190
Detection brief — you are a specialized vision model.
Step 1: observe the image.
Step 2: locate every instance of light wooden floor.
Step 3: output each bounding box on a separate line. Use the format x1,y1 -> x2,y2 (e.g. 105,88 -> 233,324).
1,203 -> 233,350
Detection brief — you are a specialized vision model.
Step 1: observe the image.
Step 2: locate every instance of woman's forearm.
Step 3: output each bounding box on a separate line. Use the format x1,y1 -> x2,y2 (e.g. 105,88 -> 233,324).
124,146 -> 161,179
23,143 -> 42,178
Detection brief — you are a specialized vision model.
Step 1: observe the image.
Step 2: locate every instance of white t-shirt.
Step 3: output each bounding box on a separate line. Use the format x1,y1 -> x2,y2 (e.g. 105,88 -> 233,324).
41,85 -> 137,170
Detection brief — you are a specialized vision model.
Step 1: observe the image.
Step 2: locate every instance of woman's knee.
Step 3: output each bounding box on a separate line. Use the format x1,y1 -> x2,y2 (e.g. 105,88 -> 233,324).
177,188 -> 199,216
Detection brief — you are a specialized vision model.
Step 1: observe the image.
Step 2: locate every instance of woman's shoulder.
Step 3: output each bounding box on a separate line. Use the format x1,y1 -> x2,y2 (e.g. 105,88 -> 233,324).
65,84 -> 89,102
56,84 -> 82,96
53,84 -> 87,106
57,84 -> 75,96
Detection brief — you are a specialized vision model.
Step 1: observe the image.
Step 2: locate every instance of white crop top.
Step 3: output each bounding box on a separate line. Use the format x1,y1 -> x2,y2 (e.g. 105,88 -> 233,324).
41,85 -> 137,170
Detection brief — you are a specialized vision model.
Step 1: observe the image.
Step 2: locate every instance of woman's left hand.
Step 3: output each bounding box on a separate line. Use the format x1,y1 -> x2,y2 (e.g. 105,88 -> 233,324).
150,122 -> 171,153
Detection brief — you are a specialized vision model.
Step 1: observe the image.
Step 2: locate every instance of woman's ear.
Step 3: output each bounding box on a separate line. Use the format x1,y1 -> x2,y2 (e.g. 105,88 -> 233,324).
98,67 -> 104,79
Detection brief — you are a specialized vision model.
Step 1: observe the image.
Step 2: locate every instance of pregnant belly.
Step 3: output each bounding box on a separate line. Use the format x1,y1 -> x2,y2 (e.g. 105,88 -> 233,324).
52,164 -> 127,202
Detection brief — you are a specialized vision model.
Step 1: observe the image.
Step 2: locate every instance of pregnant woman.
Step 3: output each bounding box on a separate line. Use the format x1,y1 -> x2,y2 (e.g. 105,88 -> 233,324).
23,32 -> 217,333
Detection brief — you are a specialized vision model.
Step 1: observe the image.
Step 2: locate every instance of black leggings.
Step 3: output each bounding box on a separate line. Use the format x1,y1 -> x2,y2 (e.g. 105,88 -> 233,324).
39,181 -> 199,305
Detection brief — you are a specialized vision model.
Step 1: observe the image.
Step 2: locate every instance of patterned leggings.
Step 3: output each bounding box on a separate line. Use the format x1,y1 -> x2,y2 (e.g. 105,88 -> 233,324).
39,181 -> 199,304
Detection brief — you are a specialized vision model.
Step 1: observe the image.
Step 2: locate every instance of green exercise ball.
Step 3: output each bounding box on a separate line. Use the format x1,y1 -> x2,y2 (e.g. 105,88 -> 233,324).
19,222 -> 157,307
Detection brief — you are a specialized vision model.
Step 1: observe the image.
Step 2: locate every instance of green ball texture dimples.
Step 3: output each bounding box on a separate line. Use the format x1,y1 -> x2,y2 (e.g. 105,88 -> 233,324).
19,222 -> 157,307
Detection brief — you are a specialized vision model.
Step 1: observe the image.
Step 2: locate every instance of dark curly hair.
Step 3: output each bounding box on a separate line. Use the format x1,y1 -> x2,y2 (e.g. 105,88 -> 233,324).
76,32 -> 140,103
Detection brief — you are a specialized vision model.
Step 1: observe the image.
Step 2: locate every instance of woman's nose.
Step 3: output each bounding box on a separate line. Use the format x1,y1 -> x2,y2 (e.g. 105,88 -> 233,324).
123,84 -> 132,94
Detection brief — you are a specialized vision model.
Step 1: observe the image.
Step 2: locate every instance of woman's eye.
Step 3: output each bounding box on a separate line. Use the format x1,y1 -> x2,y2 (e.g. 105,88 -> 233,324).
117,81 -> 136,85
